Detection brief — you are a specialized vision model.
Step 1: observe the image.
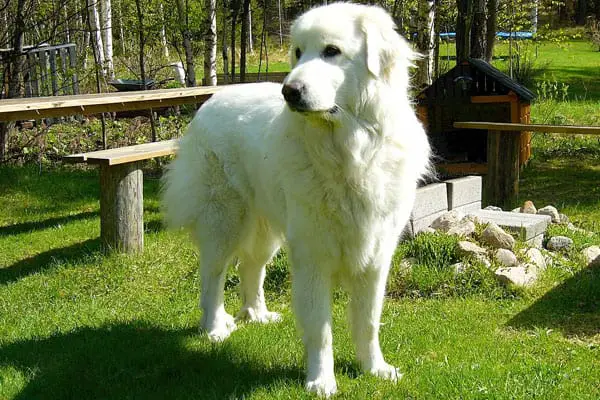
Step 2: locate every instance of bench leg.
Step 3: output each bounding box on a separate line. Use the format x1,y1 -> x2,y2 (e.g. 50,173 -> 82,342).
100,162 -> 144,253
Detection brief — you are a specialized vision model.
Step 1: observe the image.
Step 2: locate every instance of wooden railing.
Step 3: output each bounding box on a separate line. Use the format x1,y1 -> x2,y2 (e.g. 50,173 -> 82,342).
454,122 -> 600,208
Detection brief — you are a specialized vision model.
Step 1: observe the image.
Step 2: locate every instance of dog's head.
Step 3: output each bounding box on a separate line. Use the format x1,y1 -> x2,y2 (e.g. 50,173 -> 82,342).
282,3 -> 416,118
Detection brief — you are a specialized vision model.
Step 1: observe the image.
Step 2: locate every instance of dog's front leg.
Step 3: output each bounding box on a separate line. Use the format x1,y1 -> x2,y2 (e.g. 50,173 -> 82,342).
289,245 -> 337,397
348,265 -> 401,382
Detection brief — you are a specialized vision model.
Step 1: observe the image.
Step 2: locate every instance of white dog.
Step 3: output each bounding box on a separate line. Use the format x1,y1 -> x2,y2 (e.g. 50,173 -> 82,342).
162,3 -> 430,397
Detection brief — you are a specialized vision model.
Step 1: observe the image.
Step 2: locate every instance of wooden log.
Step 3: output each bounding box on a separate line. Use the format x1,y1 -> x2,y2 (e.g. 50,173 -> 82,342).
100,162 -> 144,253
48,49 -> 59,96
27,53 -> 40,97
485,129 -> 520,209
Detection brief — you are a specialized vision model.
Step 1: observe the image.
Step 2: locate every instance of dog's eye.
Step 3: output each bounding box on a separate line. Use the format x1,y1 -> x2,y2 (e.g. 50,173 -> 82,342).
295,48 -> 302,59
322,45 -> 341,58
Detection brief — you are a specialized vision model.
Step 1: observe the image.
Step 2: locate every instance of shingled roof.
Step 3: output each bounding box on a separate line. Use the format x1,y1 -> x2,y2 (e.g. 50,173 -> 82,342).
467,58 -> 535,101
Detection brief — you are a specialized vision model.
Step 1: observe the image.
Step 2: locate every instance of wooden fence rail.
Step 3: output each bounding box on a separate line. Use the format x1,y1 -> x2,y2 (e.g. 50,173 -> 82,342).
454,121 -> 600,208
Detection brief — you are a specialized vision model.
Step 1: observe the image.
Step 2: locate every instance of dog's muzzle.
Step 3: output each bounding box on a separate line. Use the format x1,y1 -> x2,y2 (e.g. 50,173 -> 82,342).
282,82 -> 307,111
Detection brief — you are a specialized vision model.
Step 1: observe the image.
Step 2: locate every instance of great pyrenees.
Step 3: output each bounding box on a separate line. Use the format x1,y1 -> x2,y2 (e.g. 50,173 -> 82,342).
162,3 -> 430,396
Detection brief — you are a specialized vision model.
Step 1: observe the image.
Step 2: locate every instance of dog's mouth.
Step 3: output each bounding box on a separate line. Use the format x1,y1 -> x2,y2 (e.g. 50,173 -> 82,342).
286,103 -> 339,115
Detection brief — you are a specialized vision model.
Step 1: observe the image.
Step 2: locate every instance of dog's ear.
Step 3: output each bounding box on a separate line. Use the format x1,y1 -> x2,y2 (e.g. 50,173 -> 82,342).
361,7 -> 417,85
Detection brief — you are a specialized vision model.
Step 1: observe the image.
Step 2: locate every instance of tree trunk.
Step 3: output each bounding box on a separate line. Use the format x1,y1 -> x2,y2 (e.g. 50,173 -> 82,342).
221,0 -> 229,81
203,0 -> 217,85
134,0 -> 157,142
248,6 -> 253,53
175,0 -> 196,87
0,0 -> 27,161
89,0 -> 106,75
240,0 -> 250,82
277,0 -> 283,48
485,0 -> 498,63
455,0 -> 472,64
415,0 -> 436,87
470,0 -> 486,59
160,2 -> 170,59
531,0 -> 539,33
101,0 -> 114,79
230,0 -> 241,81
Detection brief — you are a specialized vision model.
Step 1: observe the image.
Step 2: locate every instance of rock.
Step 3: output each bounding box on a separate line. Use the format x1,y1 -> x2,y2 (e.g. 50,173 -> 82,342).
566,223 -> 594,236
524,247 -> 546,270
484,206 -> 503,212
558,213 -> 570,225
481,222 -> 515,249
465,214 -> 481,224
582,246 -> 600,267
546,236 -> 573,252
430,210 -> 463,232
474,254 -> 492,268
537,205 -> 560,223
447,219 -> 476,237
452,262 -> 467,274
457,241 -> 487,258
399,257 -> 417,275
521,200 -> 537,214
495,265 -> 537,287
420,227 -> 436,234
494,249 -> 518,267
511,207 -> 521,213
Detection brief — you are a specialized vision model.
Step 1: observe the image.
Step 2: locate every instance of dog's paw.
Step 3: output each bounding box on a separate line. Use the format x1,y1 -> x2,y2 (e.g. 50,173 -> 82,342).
201,312 -> 237,342
236,307 -> 281,324
367,362 -> 403,382
306,375 -> 337,398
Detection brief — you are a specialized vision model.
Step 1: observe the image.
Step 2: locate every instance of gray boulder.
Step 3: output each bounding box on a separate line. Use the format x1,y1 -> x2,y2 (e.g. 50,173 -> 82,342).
481,222 -> 515,249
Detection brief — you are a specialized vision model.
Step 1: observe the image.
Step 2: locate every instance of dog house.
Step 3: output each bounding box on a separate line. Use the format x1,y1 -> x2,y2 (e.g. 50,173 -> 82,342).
416,58 -> 535,176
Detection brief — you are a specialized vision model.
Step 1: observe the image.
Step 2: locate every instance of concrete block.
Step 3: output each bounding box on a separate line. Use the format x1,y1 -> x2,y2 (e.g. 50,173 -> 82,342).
469,209 -> 551,241
453,201 -> 482,215
446,176 -> 483,209
409,210 -> 447,237
412,183 -> 448,220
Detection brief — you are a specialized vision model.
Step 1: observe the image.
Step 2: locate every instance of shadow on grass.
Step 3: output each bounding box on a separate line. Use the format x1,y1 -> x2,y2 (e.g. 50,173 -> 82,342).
507,264 -> 600,338
0,323 -> 302,399
0,238 -> 101,285
0,211 -> 98,236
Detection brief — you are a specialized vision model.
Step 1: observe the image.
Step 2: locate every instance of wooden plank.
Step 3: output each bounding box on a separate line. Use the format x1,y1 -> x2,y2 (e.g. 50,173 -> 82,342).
437,162 -> 488,175
100,162 -> 144,253
0,86 -> 227,121
455,121 -> 600,135
470,95 -> 513,103
68,45 -> 79,95
486,129 -> 520,209
49,49 -> 59,96
64,139 -> 178,166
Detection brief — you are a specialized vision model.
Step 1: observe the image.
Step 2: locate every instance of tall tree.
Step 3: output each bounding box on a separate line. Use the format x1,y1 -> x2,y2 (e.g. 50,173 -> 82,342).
204,0 -> 217,85
485,0 -> 498,63
455,0 -> 472,63
415,0 -> 436,87
239,0 -> 250,82
175,0 -> 196,86
101,0 -> 114,78
229,0 -> 241,80
89,0 -> 106,75
470,0 -> 486,59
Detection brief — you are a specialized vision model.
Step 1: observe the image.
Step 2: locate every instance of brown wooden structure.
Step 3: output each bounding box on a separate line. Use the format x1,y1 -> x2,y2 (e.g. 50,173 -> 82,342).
417,58 -> 535,178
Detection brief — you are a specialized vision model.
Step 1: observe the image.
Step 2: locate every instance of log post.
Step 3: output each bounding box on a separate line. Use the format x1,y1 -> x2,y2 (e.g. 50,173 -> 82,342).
100,162 -> 144,253
485,129 -> 520,209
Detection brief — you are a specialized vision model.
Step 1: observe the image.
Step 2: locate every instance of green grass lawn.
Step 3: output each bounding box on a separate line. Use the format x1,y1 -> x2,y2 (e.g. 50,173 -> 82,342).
1,146 -> 599,399
2,38 -> 600,399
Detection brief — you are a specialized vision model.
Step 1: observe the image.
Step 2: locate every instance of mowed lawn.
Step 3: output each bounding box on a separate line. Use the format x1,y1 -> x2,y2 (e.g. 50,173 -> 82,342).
2,39 -> 600,399
1,149 -> 599,399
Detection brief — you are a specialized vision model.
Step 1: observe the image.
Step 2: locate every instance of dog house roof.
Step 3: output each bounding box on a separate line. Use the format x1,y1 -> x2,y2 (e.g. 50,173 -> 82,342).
418,58 -> 535,102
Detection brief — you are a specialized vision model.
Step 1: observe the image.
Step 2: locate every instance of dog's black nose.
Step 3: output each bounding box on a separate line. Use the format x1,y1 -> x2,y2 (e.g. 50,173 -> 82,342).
282,82 -> 305,106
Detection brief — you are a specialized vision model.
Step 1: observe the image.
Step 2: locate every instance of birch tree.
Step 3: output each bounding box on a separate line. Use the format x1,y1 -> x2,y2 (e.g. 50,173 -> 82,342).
175,0 -> 196,86
160,2 -> 170,59
89,0 -> 106,75
203,0 -> 217,85
415,0 -> 436,87
101,0 -> 114,78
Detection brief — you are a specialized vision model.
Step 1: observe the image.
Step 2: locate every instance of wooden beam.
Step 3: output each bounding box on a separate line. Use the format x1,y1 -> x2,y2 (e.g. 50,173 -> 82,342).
63,138 -> 178,165
486,129 -> 520,209
0,86 -> 229,121
455,121 -> 600,135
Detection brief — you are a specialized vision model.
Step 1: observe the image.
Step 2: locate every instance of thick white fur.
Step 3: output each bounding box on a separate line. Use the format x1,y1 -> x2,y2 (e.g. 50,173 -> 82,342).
162,3 -> 430,397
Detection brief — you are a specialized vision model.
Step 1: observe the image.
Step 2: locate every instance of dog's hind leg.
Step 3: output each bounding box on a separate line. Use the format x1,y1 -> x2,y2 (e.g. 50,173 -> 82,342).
347,265 -> 402,382
194,194 -> 248,342
236,219 -> 282,323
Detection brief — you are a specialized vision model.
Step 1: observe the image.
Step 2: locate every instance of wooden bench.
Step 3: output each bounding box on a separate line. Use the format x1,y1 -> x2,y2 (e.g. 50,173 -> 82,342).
454,122 -> 600,208
64,139 -> 178,253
